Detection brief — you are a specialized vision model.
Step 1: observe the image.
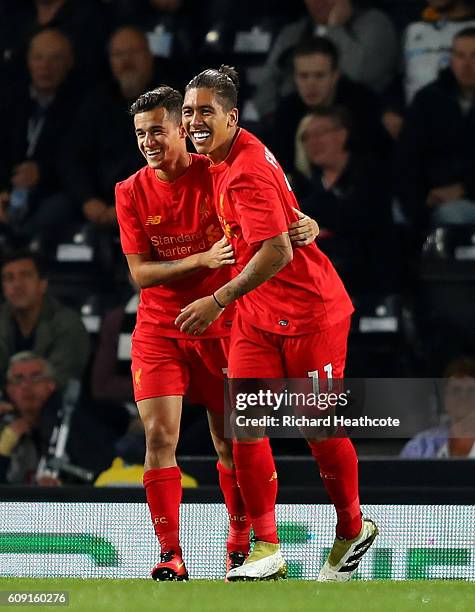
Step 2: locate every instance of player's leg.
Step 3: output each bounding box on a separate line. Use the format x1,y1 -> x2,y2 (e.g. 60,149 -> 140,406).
132,335 -> 189,581
207,410 -> 250,574
185,338 -> 250,572
139,396 -> 186,578
224,317 -> 287,580
284,316 -> 378,581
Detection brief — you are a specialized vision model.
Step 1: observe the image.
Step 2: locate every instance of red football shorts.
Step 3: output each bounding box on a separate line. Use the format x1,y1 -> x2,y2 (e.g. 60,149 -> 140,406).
228,315 -> 351,379
131,333 -> 229,413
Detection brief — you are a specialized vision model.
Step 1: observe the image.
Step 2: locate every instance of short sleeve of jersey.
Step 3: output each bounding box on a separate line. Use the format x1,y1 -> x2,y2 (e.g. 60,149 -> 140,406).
228,172 -> 289,246
115,181 -> 149,255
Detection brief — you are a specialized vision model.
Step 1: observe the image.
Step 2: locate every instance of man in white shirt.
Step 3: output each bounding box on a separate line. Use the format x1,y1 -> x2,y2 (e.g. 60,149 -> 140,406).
403,0 -> 475,103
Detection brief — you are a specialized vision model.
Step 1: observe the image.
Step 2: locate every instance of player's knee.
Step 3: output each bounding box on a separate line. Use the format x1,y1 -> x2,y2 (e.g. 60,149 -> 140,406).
214,437 -> 234,470
145,423 -> 178,454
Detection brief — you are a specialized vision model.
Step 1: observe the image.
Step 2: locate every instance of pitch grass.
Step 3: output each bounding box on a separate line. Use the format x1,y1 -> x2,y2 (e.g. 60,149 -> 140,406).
0,579 -> 474,612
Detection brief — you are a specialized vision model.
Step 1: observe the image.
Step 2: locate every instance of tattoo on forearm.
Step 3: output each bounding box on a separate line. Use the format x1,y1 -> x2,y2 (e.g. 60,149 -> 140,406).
222,238 -> 291,301
223,262 -> 261,300
271,243 -> 288,269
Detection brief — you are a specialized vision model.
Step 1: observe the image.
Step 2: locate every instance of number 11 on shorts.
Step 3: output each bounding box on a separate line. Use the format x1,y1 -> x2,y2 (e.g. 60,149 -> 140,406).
308,363 -> 333,394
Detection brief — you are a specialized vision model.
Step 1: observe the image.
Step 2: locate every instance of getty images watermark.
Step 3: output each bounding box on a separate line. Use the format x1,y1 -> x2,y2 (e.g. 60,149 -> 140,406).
224,378 -> 475,440
233,388 -> 400,429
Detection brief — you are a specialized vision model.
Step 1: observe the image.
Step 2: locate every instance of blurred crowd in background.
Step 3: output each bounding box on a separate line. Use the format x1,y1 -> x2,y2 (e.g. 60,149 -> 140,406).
0,0 -> 474,484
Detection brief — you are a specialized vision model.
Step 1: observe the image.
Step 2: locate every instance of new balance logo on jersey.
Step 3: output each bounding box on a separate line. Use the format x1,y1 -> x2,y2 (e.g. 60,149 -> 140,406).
146,215 -> 162,225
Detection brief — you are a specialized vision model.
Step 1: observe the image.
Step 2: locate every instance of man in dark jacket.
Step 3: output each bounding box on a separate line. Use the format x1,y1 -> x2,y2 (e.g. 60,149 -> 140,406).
0,251 -> 90,389
60,26 -> 156,227
292,105 -> 396,292
268,37 -> 390,174
0,28 -> 79,242
395,27 -> 475,227
253,0 -> 399,119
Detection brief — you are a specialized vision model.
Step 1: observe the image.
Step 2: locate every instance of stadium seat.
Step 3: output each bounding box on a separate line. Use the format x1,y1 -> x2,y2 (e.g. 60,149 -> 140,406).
35,224 -> 119,309
417,226 -> 475,375
347,293 -> 418,377
420,226 -> 475,282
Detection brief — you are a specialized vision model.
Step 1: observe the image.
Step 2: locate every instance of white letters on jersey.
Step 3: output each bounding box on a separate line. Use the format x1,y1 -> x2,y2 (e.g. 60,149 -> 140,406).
264,147 -> 292,192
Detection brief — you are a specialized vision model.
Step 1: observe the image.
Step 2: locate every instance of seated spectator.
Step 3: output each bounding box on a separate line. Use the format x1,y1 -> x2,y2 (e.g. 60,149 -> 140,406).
292,107 -> 396,292
253,0 -> 399,120
108,0 -> 197,86
384,1 -> 475,142
0,28 -> 80,244
0,0 -> 108,91
60,26 -> 155,228
268,37 -> 390,174
401,357 -> 475,458
394,27 -> 475,228
403,0 -> 475,104
0,350 -> 121,483
0,351 -> 60,484
0,251 -> 90,389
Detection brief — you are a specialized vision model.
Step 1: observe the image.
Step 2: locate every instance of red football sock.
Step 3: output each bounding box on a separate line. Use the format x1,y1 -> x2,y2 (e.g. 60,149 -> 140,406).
233,438 -> 279,544
309,437 -> 362,539
217,461 -> 251,553
143,466 -> 182,553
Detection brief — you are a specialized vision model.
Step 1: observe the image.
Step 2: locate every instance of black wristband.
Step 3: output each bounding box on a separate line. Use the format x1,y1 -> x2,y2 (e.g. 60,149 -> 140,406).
212,293 -> 225,309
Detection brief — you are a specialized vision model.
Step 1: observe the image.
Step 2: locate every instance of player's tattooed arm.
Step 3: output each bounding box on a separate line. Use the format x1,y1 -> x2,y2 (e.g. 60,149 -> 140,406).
221,235 -> 291,302
125,237 -> 234,288
175,233 -> 292,335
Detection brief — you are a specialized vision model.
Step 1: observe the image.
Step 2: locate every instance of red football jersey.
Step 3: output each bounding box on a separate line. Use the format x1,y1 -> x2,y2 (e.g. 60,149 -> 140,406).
209,128 -> 353,335
116,154 -> 233,339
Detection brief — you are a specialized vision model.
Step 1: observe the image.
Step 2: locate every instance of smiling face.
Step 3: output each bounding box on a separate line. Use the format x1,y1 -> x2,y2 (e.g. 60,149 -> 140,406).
134,106 -> 187,174
182,87 -> 238,163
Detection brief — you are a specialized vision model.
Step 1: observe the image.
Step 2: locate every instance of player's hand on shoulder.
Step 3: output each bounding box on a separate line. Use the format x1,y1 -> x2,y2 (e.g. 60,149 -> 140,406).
175,295 -> 224,335
288,207 -> 319,247
200,235 -> 235,269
